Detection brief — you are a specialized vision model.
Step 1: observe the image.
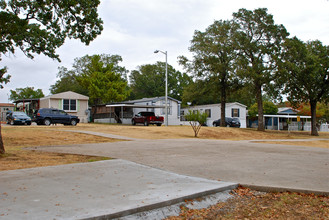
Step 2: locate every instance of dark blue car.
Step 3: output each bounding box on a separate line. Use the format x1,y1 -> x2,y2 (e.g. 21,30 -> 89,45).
33,108 -> 79,126
6,111 -> 32,125
213,117 -> 241,128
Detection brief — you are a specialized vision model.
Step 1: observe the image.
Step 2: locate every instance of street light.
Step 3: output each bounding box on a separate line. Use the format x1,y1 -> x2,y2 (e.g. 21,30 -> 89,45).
154,49 -> 168,126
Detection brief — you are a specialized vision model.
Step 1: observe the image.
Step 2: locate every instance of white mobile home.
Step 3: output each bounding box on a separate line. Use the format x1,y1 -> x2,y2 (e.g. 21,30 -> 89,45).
181,102 -> 247,128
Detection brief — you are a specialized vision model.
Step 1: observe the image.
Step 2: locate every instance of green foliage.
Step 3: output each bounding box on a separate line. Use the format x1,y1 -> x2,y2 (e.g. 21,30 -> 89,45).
77,55 -> 129,105
9,87 -> 44,101
50,54 -> 129,105
129,62 -> 192,100
0,66 -> 10,89
185,110 -> 208,137
179,19 -> 239,113
278,38 -> 329,135
0,0 -> 103,61
0,0 -> 103,154
233,8 -> 289,131
50,67 -> 89,96
248,101 -> 278,117
182,79 -> 256,107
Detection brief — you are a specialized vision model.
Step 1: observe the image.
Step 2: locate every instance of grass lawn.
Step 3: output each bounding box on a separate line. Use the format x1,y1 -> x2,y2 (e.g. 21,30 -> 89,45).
1,123 -> 328,219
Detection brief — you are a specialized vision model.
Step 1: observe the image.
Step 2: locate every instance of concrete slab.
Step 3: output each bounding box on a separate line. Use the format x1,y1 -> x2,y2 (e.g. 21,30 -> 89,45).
0,159 -> 237,220
34,137 -> 329,195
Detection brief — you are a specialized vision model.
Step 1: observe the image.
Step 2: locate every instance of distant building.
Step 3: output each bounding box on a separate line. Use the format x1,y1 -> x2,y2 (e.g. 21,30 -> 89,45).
92,96 -> 182,125
0,103 -> 15,122
13,91 -> 89,123
181,102 -> 247,128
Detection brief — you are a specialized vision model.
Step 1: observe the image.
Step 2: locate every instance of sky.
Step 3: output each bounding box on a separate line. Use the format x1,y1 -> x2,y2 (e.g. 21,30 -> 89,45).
1,0 -> 328,103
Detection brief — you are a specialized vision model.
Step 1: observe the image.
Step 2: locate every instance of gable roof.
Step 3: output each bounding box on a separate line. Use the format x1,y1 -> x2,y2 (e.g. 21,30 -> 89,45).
0,103 -> 15,107
278,107 -> 298,115
42,91 -> 89,100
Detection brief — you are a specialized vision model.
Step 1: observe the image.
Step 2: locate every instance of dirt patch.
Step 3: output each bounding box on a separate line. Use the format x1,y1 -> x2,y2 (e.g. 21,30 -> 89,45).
1,125 -> 117,171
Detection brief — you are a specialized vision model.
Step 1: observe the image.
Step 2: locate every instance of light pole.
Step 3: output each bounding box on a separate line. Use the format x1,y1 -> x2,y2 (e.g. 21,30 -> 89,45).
154,49 -> 168,126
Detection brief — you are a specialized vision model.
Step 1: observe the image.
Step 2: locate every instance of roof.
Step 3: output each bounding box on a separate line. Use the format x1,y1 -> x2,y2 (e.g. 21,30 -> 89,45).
0,103 -> 15,107
123,96 -> 181,104
278,107 -> 298,115
42,91 -> 89,100
181,102 -> 247,109
106,104 -> 165,108
12,98 -> 40,103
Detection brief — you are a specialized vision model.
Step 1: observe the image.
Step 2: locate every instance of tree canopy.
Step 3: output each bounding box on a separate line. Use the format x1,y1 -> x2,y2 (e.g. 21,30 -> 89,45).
129,62 -> 192,100
179,20 -> 239,126
248,101 -> 278,117
233,8 -> 289,131
0,0 -> 103,154
9,87 -> 44,101
277,38 -> 329,135
77,55 -> 129,105
50,54 -> 128,103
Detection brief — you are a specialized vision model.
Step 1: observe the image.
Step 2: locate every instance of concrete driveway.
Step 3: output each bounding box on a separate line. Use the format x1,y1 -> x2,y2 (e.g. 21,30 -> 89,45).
35,134 -> 329,195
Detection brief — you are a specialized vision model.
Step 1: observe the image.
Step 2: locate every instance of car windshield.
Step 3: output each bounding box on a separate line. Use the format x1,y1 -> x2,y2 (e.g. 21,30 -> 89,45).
232,118 -> 240,122
13,112 -> 27,116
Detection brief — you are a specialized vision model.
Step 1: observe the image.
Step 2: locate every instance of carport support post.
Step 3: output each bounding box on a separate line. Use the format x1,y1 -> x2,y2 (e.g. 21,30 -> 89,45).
165,52 -> 168,126
121,106 -> 123,124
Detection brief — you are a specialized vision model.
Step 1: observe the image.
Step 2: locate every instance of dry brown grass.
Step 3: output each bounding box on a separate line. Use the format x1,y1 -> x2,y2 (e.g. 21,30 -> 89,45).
54,123 -> 329,141
1,123 -> 328,172
1,125 -> 117,171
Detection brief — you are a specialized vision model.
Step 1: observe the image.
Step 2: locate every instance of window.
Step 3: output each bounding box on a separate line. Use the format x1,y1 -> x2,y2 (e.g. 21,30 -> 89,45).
161,100 -> 172,115
63,99 -> 77,111
205,109 -> 211,118
232,108 -> 240,117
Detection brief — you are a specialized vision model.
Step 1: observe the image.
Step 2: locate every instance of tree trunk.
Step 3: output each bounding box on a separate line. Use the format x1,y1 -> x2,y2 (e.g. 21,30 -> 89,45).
0,123 -> 5,154
256,84 -> 265,131
310,100 -> 319,136
220,84 -> 226,127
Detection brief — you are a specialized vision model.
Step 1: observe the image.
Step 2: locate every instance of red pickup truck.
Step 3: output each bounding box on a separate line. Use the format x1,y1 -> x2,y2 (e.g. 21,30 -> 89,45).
132,111 -> 164,126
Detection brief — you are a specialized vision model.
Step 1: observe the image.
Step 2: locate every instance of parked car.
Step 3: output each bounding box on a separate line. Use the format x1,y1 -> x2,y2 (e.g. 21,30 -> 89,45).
132,111 -> 164,126
33,108 -> 80,126
213,117 -> 241,128
6,111 -> 32,125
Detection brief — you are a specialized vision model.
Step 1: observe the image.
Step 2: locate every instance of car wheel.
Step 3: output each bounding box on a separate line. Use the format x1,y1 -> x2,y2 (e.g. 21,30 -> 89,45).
70,119 -> 77,126
157,124 -> 161,126
6,119 -> 10,124
132,120 -> 136,125
44,118 -> 51,126
144,120 -> 149,126
27,122 -> 31,125
10,120 -> 14,125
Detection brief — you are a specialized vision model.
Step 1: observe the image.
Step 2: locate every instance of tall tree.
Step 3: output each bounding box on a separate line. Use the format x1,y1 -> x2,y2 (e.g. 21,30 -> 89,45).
77,55 -> 129,105
233,8 -> 289,131
50,54 -> 127,99
50,67 -> 89,96
278,38 -> 329,136
0,0 -> 103,154
179,20 -> 239,127
129,62 -> 192,100
9,87 -> 44,101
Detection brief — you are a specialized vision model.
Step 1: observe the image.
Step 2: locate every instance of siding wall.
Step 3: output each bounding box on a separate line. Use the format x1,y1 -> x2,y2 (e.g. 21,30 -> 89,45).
181,103 -> 247,128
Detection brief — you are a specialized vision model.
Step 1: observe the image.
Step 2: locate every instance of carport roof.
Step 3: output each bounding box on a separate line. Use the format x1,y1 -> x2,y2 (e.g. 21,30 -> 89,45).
106,104 -> 165,108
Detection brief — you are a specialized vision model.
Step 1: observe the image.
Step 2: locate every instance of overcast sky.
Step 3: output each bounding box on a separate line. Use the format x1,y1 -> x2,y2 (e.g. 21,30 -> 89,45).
1,0 -> 328,103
